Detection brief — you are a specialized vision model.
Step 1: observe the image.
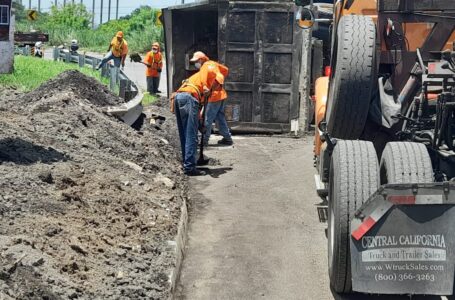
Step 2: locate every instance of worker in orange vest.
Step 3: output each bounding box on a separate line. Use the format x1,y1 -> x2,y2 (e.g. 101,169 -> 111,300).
203,62 -> 232,146
174,51 -> 223,176
97,31 -> 128,70
189,52 -> 233,146
143,42 -> 163,94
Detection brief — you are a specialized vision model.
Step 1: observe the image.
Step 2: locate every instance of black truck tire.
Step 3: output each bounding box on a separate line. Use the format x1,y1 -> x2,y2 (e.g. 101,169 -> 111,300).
380,142 -> 433,184
328,140 -> 379,293
326,15 -> 376,139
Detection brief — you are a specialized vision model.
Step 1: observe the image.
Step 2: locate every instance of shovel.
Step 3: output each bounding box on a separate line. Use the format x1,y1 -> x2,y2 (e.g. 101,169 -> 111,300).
197,92 -> 210,166
130,53 -> 151,67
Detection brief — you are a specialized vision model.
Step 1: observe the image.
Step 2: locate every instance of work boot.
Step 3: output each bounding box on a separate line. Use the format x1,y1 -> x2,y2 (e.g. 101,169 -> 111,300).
184,169 -> 207,176
217,138 -> 233,146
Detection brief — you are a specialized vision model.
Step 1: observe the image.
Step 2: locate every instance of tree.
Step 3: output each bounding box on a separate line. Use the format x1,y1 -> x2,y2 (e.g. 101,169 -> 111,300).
46,4 -> 91,30
12,1 -> 27,23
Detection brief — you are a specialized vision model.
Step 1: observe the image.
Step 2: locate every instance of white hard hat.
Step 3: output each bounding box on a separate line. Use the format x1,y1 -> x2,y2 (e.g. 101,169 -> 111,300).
35,41 -> 43,47
71,39 -> 78,44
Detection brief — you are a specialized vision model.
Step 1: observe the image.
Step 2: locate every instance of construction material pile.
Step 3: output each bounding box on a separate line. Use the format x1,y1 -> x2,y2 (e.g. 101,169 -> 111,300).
0,70 -> 185,299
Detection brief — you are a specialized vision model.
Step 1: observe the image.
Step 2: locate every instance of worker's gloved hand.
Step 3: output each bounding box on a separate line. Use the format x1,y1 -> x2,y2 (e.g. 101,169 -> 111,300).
157,68 -> 162,73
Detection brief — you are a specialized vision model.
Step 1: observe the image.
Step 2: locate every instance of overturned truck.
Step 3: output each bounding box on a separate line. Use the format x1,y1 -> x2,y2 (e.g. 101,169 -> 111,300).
162,0 -> 306,133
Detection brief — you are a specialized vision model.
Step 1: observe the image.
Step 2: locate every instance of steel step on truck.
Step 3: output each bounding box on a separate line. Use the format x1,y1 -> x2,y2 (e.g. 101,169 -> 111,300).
296,0 -> 455,296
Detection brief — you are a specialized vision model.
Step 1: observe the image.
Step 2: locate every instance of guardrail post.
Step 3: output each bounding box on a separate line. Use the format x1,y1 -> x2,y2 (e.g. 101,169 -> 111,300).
109,67 -> 119,92
92,58 -> 98,70
101,64 -> 110,77
78,54 -> 85,68
53,47 -> 58,61
65,51 -> 71,63
24,45 -> 30,56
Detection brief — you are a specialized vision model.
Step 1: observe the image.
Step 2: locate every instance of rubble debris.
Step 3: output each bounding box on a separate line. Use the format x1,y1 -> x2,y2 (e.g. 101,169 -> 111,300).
0,71 -> 186,299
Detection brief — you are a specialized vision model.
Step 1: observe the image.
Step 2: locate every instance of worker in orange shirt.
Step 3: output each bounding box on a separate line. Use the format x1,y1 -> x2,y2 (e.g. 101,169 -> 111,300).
174,51 -> 223,176
143,42 -> 163,94
189,52 -> 233,146
202,62 -> 233,146
96,31 -> 128,70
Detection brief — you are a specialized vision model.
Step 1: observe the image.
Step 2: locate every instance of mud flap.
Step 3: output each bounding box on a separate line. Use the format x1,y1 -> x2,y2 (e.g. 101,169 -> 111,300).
350,183 -> 455,295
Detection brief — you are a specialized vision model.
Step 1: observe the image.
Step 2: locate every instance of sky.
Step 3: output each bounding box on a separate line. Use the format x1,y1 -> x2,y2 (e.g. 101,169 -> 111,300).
20,0 -> 196,24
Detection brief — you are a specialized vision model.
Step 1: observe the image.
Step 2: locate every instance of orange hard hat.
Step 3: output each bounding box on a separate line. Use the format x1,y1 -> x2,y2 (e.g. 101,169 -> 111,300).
190,51 -> 209,62
116,31 -> 124,38
215,72 -> 225,85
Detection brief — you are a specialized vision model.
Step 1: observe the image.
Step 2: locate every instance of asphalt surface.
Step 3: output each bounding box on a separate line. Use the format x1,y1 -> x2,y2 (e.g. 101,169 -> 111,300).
176,136 -> 451,300
43,48 -> 451,300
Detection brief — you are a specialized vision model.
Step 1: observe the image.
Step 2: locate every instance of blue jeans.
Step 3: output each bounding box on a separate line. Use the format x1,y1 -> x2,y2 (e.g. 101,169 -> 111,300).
175,93 -> 199,172
98,51 -> 122,68
204,100 -> 232,143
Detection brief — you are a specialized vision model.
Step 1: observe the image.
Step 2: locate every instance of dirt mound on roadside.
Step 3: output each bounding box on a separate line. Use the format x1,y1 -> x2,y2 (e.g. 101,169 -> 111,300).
0,72 -> 185,299
9,70 -> 124,111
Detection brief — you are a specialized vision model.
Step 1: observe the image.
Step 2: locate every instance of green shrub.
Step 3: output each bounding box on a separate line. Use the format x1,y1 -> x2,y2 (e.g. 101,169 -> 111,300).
15,4 -> 163,54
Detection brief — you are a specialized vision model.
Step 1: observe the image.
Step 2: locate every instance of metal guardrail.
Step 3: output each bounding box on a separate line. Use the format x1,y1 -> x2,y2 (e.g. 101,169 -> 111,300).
14,45 -> 33,56
53,48 -> 144,126
14,46 -> 144,126
51,47 -> 139,102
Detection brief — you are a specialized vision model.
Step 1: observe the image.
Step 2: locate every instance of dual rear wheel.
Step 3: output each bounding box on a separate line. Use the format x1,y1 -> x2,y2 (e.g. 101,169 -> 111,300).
328,141 -> 433,293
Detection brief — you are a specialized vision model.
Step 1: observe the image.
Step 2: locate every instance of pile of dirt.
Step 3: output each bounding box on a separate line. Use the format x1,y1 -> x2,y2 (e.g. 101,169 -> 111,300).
3,70 -> 124,111
0,71 -> 186,299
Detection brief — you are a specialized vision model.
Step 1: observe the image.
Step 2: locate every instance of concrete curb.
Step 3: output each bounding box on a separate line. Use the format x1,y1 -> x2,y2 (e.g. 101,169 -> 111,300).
168,195 -> 188,299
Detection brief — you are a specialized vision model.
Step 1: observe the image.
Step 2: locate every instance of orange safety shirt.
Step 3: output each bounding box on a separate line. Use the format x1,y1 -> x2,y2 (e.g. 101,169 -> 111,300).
177,65 -> 218,103
144,51 -> 163,77
110,37 -> 128,58
208,61 -> 229,102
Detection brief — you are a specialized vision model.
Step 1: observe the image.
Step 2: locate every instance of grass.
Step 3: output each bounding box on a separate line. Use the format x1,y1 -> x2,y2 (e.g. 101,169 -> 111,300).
41,26 -> 163,54
141,92 -> 158,106
0,55 -> 109,92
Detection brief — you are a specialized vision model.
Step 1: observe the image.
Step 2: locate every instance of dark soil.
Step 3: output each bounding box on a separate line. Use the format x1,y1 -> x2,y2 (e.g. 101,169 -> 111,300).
0,71 -> 186,299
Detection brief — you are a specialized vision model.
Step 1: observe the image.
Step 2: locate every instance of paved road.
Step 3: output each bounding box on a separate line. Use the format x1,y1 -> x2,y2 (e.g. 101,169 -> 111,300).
43,49 -> 450,300
176,136 -> 450,300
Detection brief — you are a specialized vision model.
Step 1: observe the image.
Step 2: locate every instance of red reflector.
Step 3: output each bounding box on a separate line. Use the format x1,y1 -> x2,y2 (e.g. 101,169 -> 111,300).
324,66 -> 332,77
387,195 -> 416,204
311,95 -> 316,102
352,217 -> 376,241
428,63 -> 436,74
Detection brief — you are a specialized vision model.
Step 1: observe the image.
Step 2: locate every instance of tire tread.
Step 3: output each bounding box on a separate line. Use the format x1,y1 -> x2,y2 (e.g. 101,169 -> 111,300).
327,15 -> 376,139
329,140 -> 379,292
